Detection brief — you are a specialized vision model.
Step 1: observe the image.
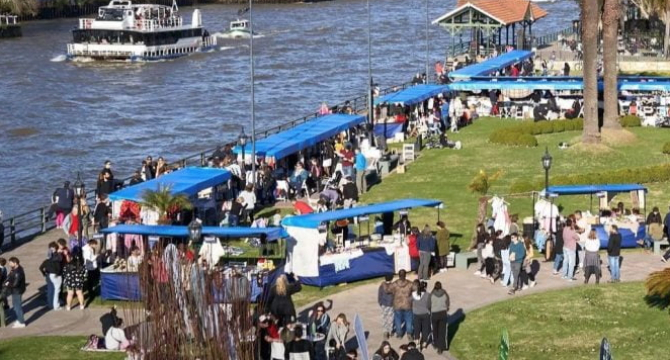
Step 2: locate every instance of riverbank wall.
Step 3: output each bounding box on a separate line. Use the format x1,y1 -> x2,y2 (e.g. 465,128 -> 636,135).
19,0 -> 328,22
0,25 -> 21,38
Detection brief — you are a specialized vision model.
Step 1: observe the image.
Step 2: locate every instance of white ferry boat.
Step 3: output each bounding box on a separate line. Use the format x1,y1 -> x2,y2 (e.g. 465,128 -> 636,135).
67,0 -> 216,61
226,19 -> 252,39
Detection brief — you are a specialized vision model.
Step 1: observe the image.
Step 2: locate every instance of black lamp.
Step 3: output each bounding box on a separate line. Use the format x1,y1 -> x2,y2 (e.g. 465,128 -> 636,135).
188,219 -> 202,243
542,146 -> 553,193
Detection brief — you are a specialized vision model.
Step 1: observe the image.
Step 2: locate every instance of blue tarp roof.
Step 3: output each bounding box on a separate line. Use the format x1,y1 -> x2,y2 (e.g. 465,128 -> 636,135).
108,167 -> 231,203
447,77 -> 670,92
281,199 -> 443,228
232,114 -> 365,160
100,224 -> 285,240
449,50 -> 534,79
374,84 -> 452,106
544,184 -> 648,196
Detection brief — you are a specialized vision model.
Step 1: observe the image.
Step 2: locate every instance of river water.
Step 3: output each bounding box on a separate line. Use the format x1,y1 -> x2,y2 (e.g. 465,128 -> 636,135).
0,0 -> 578,218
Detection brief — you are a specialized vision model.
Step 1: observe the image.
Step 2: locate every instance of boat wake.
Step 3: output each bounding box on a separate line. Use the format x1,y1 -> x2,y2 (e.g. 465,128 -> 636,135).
50,55 -> 68,62
214,31 -> 265,40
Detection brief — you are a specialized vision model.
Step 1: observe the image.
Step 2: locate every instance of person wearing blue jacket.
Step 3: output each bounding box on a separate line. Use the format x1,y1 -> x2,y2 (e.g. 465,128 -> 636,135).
354,149 -> 367,195
417,226 -> 436,280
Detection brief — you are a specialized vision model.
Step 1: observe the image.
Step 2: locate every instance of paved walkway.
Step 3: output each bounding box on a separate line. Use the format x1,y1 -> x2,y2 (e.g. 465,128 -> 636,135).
1,228 -> 666,360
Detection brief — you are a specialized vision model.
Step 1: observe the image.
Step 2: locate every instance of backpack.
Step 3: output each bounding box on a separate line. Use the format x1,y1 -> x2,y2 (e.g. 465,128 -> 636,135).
84,334 -> 102,350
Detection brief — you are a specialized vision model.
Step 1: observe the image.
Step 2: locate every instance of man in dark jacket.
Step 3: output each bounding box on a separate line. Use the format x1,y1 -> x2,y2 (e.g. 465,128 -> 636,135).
417,226 -> 436,281
285,325 -> 315,360
53,181 -> 74,227
93,194 -> 111,232
664,206 -> 670,240
5,257 -> 26,328
39,242 -> 63,310
341,177 -> 358,208
607,225 -> 622,283
384,270 -> 414,339
378,274 -> 394,339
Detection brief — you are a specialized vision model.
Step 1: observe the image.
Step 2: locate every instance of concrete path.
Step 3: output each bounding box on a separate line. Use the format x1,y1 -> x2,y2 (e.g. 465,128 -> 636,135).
1,228 -> 666,360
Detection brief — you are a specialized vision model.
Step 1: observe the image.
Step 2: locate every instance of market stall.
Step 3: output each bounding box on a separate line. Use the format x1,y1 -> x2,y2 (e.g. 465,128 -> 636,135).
99,225 -> 285,301
448,50 -> 534,80
281,199 -> 443,287
542,184 -> 648,248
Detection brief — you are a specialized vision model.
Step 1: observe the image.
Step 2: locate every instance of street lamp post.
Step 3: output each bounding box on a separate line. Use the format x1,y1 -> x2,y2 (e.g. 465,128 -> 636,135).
542,146 -> 552,194
542,147 -> 553,235
239,128 -> 248,177
249,0 -> 256,187
73,172 -> 85,252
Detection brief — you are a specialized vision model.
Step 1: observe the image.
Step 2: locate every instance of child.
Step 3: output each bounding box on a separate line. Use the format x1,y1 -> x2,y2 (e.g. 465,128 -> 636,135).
127,247 -> 142,272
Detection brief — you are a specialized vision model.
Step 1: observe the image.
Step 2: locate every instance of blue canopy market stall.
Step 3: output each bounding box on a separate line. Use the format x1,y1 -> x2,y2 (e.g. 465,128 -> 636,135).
542,184 -> 648,248
373,84 -> 451,138
99,225 -> 285,301
232,113 -> 366,163
448,50 -> 534,80
281,199 -> 443,287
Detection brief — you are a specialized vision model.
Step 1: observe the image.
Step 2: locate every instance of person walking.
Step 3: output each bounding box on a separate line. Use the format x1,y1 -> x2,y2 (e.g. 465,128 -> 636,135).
500,236 -> 512,287
552,221 -> 565,275
411,281 -> 431,350
583,229 -> 602,284
39,242 -> 63,310
82,239 -> 100,298
639,206 -> 663,251
378,274 -> 395,340
384,270 -> 414,340
417,226 -> 436,281
473,224 -> 487,276
607,225 -> 622,283
435,221 -> 450,273
354,149 -> 367,194
64,252 -> 87,310
562,219 -> 579,281
508,234 -> 526,295
430,281 -> 450,354
53,181 -> 74,228
268,273 -> 302,326
5,257 -> 26,328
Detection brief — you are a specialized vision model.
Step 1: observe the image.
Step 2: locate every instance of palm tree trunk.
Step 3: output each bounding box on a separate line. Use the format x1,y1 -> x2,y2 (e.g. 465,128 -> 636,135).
582,0 -> 602,143
602,0 -> 621,129
666,8 -> 670,58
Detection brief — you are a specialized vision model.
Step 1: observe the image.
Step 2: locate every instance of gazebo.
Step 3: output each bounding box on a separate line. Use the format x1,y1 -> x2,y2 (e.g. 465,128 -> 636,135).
432,0 -> 547,57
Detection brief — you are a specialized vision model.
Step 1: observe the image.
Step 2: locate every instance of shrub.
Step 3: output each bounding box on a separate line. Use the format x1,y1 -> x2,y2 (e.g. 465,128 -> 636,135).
489,119 -> 583,147
620,115 -> 641,127
508,163 -> 670,193
663,142 -> 670,155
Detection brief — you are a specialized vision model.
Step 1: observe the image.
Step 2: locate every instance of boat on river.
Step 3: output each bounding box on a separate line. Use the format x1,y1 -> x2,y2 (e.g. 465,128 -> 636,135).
66,0 -> 216,61
217,19 -> 253,39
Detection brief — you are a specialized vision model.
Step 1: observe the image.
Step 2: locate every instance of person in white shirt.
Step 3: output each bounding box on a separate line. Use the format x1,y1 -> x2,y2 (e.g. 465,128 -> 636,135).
239,184 -> 257,223
82,239 -> 99,296
482,238 -> 495,281
575,211 -> 590,271
105,318 -> 129,350
583,229 -> 602,284
127,246 -> 142,272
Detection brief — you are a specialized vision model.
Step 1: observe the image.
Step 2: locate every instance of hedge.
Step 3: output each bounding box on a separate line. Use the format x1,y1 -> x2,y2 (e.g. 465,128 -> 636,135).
663,142 -> 670,155
509,163 -> 670,193
490,116 -> 641,147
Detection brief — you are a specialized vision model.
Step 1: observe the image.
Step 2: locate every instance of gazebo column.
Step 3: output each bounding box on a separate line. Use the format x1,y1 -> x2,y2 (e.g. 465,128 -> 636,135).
512,22 -> 516,48
529,21 -> 533,48
506,25 -> 509,46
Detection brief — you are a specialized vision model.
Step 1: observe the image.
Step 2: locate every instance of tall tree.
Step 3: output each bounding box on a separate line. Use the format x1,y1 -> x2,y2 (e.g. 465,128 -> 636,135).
602,0 -> 622,129
0,0 -> 37,16
582,0 -> 602,143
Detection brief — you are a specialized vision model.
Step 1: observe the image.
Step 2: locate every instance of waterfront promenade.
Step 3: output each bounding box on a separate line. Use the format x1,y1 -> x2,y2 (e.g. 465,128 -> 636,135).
0,226 -> 665,360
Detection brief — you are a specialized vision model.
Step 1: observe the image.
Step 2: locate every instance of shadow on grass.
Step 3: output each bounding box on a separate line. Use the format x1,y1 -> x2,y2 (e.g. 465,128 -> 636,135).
447,308 -> 465,349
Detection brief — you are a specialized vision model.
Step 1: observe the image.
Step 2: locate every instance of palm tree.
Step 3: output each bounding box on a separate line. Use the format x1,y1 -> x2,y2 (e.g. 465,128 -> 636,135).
0,0 -> 37,16
468,169 -> 502,248
581,0 -> 602,143
140,185 -> 193,225
645,267 -> 670,313
602,0 -> 622,129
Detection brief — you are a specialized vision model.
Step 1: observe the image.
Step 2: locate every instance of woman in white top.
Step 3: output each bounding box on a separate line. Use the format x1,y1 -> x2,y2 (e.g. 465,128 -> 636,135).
105,318 -> 129,350
583,229 -> 602,284
482,238 -> 496,281
239,184 -> 257,223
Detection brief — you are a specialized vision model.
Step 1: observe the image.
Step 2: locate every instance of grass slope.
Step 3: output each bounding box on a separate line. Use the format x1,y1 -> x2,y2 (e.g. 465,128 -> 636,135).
450,282 -> 670,360
361,118 -> 670,249
0,336 -> 124,360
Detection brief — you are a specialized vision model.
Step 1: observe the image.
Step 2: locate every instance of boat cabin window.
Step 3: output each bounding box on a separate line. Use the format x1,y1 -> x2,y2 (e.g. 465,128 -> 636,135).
97,8 -> 126,21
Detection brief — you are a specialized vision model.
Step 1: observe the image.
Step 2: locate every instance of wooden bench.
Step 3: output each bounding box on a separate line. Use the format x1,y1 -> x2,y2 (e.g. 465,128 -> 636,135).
455,252 -> 478,270
654,238 -> 669,255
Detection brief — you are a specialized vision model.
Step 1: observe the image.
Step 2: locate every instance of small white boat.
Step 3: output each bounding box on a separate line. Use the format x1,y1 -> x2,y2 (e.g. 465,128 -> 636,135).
220,19 -> 253,39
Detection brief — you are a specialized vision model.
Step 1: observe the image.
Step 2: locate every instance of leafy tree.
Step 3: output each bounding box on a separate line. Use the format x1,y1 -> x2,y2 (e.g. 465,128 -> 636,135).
0,0 -> 37,16
140,185 -> 193,225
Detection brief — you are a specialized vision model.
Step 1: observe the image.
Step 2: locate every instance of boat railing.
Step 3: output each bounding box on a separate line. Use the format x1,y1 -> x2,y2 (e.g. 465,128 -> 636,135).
135,17 -> 183,31
0,81 -> 411,250
1,14 -> 19,25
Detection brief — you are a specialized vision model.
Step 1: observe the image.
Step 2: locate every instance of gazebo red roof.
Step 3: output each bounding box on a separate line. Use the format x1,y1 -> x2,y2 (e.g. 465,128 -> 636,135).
455,0 -> 548,25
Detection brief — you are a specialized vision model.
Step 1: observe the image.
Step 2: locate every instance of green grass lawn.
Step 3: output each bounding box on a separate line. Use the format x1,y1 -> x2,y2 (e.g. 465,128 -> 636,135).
362,118 -> 670,249
0,336 -> 125,360
449,282 -> 670,360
